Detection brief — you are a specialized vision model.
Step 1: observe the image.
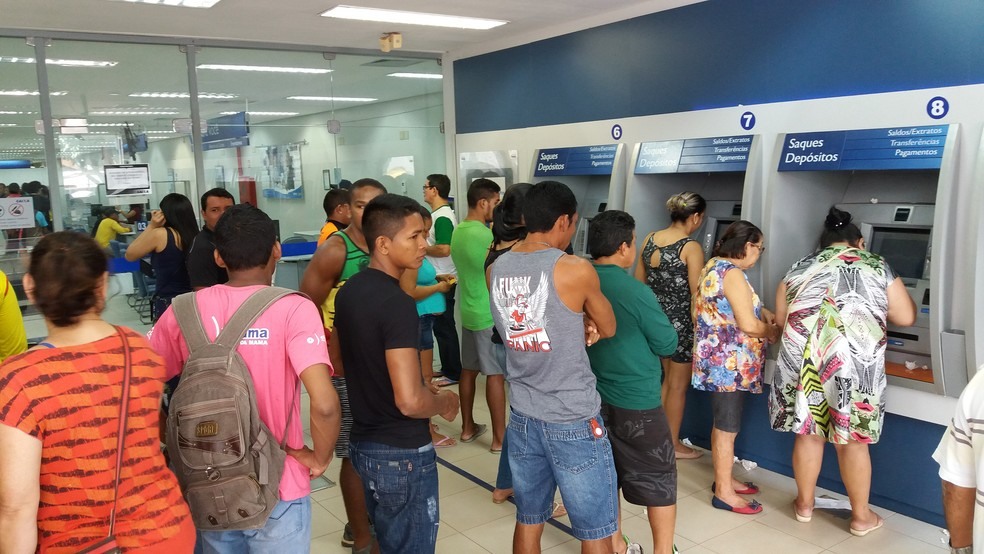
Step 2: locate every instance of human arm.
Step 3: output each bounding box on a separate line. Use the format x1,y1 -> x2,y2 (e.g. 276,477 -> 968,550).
287,363 -> 340,478
639,291 -> 678,357
388,347 -> 459,420
0,423 -> 41,554
774,281 -> 789,327
124,212 -> 167,260
633,232 -> 654,283
942,480 -> 974,549
722,268 -> 779,341
557,256 -> 616,338
110,219 -> 131,234
299,236 -> 346,308
681,240 -> 706,295
424,216 -> 453,257
328,326 -> 344,378
886,277 -> 917,327
399,267 -> 451,300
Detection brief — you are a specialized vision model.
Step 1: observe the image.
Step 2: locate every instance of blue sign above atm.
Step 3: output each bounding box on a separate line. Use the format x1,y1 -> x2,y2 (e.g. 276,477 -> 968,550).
533,144 -> 617,176
778,125 -> 948,171
203,112 -> 250,151
635,135 -> 752,174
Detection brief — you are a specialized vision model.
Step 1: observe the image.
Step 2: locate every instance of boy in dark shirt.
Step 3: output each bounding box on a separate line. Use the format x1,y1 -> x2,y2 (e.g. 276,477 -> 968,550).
332,193 -> 459,553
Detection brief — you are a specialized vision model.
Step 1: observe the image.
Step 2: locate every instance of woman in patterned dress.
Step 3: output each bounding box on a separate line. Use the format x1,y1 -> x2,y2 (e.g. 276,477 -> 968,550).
0,232 -> 195,553
693,221 -> 780,515
768,207 -> 916,536
635,191 -> 706,459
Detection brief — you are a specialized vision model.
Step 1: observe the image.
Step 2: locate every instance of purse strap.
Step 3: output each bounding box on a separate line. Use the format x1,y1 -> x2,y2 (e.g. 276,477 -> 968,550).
107,326 -> 133,538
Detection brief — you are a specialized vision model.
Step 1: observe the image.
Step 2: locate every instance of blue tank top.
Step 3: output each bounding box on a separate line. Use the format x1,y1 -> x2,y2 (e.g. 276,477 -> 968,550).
152,228 -> 192,299
489,248 -> 600,423
415,258 -> 446,316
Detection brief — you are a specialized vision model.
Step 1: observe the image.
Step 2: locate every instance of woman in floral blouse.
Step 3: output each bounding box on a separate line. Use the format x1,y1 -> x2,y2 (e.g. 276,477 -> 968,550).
693,220 -> 780,515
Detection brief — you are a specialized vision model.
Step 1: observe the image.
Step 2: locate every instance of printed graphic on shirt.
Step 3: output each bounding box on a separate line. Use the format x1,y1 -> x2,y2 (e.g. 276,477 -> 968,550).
492,271 -> 552,352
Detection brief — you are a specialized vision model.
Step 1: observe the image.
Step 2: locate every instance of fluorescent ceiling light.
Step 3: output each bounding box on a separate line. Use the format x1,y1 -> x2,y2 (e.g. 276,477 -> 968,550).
129,92 -> 237,99
116,0 -> 222,8
219,111 -> 299,116
388,72 -> 442,79
0,124 -> 17,127
88,123 -> 133,127
321,5 -> 506,30
145,130 -> 177,134
198,64 -> 331,74
287,96 -> 376,102
0,90 -> 68,96
90,110 -> 179,115
0,56 -> 118,67
0,111 -> 35,115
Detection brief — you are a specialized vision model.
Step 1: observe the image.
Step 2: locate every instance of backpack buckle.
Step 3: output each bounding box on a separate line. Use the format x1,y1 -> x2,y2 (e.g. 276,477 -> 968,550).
206,466 -> 221,481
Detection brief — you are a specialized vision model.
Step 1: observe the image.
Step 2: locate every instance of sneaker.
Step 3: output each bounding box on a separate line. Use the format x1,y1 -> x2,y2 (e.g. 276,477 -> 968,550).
623,535 -> 644,554
341,522 -> 354,548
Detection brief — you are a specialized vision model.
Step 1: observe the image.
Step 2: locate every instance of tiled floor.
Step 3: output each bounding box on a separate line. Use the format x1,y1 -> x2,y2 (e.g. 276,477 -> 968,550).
101,293 -> 950,554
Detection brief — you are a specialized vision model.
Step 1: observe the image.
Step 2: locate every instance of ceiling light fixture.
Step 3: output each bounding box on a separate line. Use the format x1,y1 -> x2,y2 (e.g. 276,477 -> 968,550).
0,56 -> 118,67
287,96 -> 376,102
0,90 -> 68,96
0,124 -> 17,127
90,110 -> 179,115
198,64 -> 331,74
129,92 -> 238,99
114,0 -> 222,8
387,72 -> 442,79
219,111 -> 299,116
321,5 -> 507,30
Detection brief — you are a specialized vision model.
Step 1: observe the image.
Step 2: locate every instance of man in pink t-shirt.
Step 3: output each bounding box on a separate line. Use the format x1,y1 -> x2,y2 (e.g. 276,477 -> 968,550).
150,204 -> 340,553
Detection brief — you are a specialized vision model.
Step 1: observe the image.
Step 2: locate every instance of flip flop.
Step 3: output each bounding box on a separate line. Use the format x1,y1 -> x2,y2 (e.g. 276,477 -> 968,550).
433,435 -> 456,448
850,516 -> 884,537
460,423 -> 488,443
711,481 -> 760,495
490,447 -> 502,454
433,376 -> 458,387
711,495 -> 763,515
793,502 -> 812,523
551,501 -> 567,519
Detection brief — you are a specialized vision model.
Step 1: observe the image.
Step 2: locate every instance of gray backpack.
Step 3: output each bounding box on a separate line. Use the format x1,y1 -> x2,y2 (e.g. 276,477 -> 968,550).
167,287 -> 300,531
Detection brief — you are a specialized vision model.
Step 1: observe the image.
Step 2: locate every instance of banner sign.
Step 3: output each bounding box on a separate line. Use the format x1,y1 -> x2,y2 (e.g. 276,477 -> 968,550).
533,144 -> 617,176
0,196 -> 35,230
778,125 -> 948,171
203,112 -> 249,151
635,135 -> 751,174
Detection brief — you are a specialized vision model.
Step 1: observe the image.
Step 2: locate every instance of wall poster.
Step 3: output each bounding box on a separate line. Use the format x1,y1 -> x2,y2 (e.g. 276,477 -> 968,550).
261,143 -> 303,199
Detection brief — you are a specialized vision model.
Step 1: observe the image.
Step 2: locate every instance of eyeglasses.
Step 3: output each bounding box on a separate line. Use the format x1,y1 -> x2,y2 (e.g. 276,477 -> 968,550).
750,243 -> 766,253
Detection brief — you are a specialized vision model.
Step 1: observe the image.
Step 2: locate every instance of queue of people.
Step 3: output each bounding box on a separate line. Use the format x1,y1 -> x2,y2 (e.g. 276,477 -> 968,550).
0,177 -> 930,553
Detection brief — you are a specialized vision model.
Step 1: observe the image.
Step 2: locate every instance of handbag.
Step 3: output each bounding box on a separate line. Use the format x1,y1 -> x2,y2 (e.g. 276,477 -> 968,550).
77,327 -> 133,554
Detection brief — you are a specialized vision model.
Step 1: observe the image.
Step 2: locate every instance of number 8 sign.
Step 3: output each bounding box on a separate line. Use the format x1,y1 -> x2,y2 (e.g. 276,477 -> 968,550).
927,96 -> 949,120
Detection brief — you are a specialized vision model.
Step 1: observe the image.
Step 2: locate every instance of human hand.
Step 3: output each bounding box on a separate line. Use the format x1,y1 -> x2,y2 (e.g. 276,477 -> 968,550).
149,210 -> 166,229
762,308 -> 776,326
584,318 -> 601,346
437,280 -> 452,293
768,324 -> 782,343
285,446 -> 331,478
438,390 -> 460,422
436,274 -> 453,283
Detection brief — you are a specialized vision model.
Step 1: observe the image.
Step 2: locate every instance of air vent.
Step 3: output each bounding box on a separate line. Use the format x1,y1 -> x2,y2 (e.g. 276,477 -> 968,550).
361,59 -> 422,68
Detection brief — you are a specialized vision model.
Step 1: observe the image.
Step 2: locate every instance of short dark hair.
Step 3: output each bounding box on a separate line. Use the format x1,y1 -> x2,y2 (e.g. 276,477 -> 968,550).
214,204 -> 277,270
426,174 -> 451,199
523,181 -> 577,233
29,232 -> 108,327
22,181 -> 40,195
417,203 -> 432,221
363,194 -> 423,254
200,187 -> 234,211
466,178 -> 501,209
492,182 -> 533,245
350,178 -> 387,199
7,183 -> 20,195
713,220 -> 763,259
819,206 -> 863,248
323,189 -> 351,218
588,210 -> 635,259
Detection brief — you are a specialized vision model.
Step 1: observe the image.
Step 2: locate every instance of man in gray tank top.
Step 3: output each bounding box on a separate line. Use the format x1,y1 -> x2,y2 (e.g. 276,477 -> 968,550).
487,181 -> 620,553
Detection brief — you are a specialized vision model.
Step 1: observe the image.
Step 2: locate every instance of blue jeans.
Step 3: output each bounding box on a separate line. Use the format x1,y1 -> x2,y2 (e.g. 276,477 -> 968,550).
349,441 -> 440,553
507,409 -> 618,541
199,497 -> 311,554
493,342 -> 512,491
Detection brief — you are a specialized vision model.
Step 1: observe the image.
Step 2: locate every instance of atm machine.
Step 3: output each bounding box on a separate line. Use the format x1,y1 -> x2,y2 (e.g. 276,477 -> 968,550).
531,143 -> 627,257
764,124 -> 965,396
624,134 -> 763,287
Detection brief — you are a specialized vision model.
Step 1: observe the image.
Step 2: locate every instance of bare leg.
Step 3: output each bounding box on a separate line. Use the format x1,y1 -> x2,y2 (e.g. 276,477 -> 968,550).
582,537 -> 616,554
648,504 -> 677,554
610,490 -> 625,554
487,374 -> 506,450
460,368 -> 480,438
340,458 -> 373,550
834,440 -> 882,531
793,434 -> 825,518
513,522 -> 545,554
711,427 -> 750,508
662,359 -> 696,456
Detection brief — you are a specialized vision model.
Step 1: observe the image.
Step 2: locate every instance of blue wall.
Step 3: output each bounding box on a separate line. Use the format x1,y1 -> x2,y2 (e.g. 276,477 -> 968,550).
454,0 -> 984,133
681,389 -> 947,527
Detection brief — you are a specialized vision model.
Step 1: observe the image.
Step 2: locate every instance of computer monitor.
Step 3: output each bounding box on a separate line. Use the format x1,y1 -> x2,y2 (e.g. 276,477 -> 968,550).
868,226 -> 930,283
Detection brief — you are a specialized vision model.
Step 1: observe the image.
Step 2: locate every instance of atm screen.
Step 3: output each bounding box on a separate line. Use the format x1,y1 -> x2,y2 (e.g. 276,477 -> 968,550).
868,227 -> 930,281
715,220 -> 735,245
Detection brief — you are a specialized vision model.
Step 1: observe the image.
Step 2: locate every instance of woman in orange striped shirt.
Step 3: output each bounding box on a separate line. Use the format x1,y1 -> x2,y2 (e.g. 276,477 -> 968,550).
0,232 -> 195,553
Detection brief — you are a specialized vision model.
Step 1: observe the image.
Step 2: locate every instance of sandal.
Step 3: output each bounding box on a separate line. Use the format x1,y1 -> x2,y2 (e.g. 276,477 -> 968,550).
550,501 -> 567,519
433,435 -> 456,448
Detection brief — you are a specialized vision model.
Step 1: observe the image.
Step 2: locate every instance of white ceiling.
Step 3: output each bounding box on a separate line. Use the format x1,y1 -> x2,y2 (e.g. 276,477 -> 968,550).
0,0 -> 700,159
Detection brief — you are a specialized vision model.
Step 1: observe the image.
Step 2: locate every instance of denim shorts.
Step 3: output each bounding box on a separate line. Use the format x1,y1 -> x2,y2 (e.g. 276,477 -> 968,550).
349,441 -> 440,553
418,313 -> 437,351
507,409 -> 618,541
199,497 -> 311,554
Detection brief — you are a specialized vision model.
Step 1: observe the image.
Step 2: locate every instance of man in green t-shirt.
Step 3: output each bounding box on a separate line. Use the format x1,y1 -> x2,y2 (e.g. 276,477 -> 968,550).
449,178 -> 503,449
587,209 -> 679,554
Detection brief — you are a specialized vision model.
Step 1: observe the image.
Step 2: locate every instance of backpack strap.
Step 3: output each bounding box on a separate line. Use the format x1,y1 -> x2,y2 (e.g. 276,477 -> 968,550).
213,287 -> 299,349
172,291 -> 211,352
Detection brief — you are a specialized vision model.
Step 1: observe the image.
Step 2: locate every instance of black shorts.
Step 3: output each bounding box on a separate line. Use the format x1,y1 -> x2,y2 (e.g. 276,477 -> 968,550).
600,402 -> 677,507
711,391 -> 747,433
